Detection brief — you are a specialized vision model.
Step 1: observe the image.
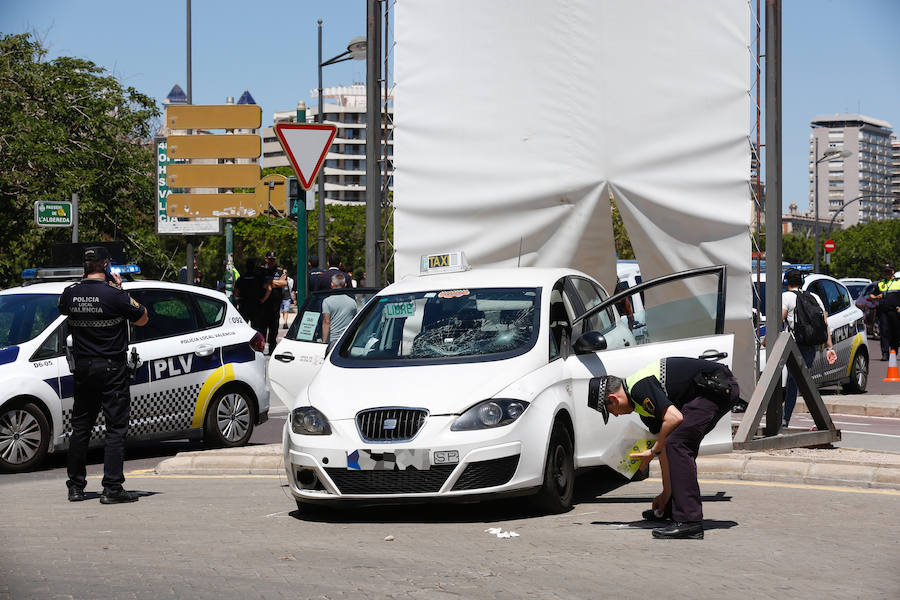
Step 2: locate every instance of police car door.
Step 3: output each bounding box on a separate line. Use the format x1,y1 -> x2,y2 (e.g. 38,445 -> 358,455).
128,288 -> 222,438
566,266 -> 735,470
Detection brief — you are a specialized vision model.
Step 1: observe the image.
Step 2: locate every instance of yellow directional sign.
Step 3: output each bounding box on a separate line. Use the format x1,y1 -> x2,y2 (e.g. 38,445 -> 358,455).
166,104 -> 261,130
167,135 -> 260,159
165,174 -> 288,218
167,164 -> 260,188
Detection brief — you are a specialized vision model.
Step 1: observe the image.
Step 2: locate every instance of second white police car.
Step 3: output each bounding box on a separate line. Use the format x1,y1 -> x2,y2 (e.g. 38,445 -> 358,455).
282,253 -> 734,513
0,269 -> 269,473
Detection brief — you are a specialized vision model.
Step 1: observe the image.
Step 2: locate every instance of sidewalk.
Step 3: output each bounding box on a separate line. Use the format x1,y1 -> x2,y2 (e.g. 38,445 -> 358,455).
155,393 -> 900,491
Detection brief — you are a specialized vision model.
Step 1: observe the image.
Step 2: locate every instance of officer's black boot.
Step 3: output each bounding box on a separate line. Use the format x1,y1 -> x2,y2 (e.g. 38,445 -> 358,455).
652,521 -> 704,539
100,489 -> 139,504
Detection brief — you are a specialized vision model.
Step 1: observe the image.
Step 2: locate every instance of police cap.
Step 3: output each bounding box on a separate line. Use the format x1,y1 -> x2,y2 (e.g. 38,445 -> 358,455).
84,246 -> 111,262
882,263 -> 894,273
587,376 -> 611,424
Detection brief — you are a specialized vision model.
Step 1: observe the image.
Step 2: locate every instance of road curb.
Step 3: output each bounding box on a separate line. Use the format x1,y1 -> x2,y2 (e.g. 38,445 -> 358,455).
793,395 -> 900,418
155,444 -> 900,491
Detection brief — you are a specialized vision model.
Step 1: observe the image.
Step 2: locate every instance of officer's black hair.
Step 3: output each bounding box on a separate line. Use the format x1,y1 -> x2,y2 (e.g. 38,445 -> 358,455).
83,258 -> 108,276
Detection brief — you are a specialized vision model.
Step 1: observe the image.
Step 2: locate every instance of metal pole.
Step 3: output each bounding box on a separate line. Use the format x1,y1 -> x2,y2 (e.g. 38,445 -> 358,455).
225,220 -> 234,299
814,136 -> 820,273
71,193 -> 79,243
365,0 -> 382,288
764,0 -> 783,435
316,20 -> 327,270
185,0 -> 193,285
296,101 -> 308,308
186,0 -> 192,104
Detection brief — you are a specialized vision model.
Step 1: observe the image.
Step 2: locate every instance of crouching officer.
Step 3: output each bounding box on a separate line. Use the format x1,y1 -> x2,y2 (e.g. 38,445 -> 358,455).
596,357 -> 738,539
58,247 -> 148,504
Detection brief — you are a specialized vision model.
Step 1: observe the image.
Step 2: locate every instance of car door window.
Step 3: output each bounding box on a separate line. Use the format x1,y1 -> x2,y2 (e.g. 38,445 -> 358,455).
130,289 -> 200,342
31,320 -> 67,360
287,291 -> 374,343
194,295 -> 226,328
575,266 -> 727,345
569,277 -> 616,335
548,280 -> 574,360
832,282 -> 851,313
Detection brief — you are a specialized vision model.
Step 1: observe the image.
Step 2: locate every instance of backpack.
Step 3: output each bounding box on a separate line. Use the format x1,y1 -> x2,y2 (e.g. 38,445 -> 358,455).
790,290 -> 827,346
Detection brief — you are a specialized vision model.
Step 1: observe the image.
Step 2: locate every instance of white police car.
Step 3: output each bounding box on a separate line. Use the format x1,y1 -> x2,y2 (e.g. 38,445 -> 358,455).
283,253 -> 734,513
0,270 -> 269,472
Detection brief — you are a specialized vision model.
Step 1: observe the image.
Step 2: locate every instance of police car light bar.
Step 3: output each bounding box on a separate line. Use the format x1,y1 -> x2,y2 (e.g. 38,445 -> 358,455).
21,264 -> 141,280
420,251 -> 470,275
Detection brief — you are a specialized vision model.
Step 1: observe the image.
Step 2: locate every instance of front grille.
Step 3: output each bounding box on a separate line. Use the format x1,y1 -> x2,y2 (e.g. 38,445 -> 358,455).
356,407 -> 427,442
325,465 -> 455,495
452,455 -> 520,491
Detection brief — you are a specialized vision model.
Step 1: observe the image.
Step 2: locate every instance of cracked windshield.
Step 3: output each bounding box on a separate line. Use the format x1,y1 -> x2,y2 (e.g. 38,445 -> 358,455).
340,288 -> 538,361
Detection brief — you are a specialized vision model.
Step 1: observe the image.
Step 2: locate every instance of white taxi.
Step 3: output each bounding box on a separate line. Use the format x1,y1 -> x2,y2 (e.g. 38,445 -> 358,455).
283,254 -> 734,513
0,273 -> 269,472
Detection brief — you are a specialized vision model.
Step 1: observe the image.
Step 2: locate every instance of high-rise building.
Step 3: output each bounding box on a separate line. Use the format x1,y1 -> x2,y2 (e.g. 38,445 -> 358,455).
809,114 -> 894,229
891,132 -> 900,203
262,84 -> 393,204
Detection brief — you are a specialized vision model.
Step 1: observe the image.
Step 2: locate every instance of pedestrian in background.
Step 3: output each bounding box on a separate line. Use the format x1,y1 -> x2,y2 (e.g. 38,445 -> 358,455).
321,272 -> 358,346
780,269 -> 836,428
868,263 -> 900,361
599,357 -> 740,539
307,255 -> 324,293
281,268 -> 295,329
57,247 -> 148,504
255,250 -> 287,353
234,258 -> 260,323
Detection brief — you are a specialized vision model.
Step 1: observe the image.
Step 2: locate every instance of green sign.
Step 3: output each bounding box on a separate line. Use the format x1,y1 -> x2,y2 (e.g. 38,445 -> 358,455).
34,201 -> 73,227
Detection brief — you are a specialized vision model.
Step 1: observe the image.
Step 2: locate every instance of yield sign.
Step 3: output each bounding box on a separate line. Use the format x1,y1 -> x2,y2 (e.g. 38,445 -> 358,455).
273,123 -> 337,190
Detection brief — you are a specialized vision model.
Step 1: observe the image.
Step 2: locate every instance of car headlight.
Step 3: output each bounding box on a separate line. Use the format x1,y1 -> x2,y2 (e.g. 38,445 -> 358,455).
451,399 -> 530,431
291,407 -> 332,435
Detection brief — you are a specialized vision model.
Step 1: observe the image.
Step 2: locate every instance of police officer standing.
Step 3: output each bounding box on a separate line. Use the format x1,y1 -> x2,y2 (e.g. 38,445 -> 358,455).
597,357 -> 739,539
58,247 -> 148,504
868,263 -> 900,361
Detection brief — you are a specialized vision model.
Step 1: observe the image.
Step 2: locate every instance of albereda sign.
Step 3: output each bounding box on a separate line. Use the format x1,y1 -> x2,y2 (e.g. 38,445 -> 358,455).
34,201 -> 73,227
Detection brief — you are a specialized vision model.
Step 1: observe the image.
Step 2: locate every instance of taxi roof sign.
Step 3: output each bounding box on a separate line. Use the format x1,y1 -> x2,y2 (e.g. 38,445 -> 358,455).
420,251 -> 469,275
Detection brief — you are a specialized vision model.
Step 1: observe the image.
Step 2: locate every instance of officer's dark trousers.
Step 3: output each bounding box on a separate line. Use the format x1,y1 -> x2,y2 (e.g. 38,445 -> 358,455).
877,309 -> 899,356
67,357 -> 130,493
254,305 -> 280,352
665,395 -> 732,523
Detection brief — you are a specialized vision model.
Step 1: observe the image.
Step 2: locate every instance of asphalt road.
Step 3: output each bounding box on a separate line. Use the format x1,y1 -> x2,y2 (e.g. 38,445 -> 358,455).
1,472 -> 897,599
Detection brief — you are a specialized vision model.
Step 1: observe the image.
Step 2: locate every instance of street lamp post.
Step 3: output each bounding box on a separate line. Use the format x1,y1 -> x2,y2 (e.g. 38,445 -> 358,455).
316,21 -> 366,269
826,194 -> 898,236
812,139 -> 851,272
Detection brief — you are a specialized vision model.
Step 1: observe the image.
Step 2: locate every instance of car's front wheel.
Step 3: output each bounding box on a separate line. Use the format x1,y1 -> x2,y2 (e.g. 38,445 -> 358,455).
532,421 -> 575,514
0,401 -> 50,473
204,388 -> 255,447
841,351 -> 868,394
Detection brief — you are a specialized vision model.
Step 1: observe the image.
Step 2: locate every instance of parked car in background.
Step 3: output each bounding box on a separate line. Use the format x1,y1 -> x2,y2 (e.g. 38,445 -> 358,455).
839,278 -> 872,302
267,287 -> 377,409
759,272 -> 868,394
853,281 -> 880,339
0,272 -> 269,473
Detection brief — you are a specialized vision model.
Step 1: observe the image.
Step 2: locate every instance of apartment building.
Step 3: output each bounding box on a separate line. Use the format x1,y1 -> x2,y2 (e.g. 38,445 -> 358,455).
809,114 -> 894,228
262,84 -> 393,204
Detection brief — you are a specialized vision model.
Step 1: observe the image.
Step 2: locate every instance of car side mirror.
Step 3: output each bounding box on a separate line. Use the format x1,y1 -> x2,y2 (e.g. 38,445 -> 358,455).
573,331 -> 607,355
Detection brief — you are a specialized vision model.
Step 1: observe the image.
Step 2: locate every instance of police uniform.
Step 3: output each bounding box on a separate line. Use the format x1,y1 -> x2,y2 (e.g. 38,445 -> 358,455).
253,252 -> 284,352
58,249 -> 146,500
625,357 -> 739,525
874,270 -> 900,360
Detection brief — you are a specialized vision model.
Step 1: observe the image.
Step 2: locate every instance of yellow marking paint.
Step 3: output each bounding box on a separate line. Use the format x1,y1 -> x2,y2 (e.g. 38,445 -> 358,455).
191,363 -> 235,428
846,332 -> 864,377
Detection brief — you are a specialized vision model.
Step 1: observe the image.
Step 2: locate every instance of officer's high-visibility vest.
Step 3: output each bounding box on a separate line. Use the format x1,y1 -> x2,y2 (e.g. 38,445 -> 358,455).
625,359 -> 666,418
877,278 -> 900,293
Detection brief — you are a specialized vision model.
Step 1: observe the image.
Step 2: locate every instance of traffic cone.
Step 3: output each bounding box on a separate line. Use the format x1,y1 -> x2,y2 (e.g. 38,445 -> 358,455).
883,350 -> 900,383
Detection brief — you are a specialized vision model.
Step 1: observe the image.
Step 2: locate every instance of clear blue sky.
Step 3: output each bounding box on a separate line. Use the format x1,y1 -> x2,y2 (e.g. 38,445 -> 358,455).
3,0 -> 898,213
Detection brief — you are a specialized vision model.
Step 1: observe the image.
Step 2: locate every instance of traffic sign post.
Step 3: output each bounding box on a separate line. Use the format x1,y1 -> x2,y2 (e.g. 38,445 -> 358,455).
34,201 -> 73,227
272,124 -> 337,190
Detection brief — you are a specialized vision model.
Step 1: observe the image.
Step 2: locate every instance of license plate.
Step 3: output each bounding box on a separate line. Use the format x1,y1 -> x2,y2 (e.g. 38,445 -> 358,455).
347,449 -> 431,471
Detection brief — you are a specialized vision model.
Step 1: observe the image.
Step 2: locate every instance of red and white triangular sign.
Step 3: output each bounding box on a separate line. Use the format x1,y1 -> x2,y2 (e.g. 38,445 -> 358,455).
273,123 -> 337,190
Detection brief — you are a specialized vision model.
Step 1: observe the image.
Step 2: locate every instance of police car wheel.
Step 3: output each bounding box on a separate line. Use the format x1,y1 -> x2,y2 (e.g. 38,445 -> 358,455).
533,421 -> 575,514
841,351 -> 868,394
204,389 -> 255,447
0,402 -> 50,473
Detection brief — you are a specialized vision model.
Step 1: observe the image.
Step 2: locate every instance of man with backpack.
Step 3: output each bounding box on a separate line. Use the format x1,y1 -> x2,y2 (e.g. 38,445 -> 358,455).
781,269 -> 836,428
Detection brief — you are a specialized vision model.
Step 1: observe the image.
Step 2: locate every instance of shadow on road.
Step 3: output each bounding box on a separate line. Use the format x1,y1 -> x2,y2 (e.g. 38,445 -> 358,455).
590,519 -> 739,531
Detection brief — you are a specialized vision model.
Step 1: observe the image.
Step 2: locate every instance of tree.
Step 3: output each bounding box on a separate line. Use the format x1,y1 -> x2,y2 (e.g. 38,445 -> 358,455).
829,219 -> 900,279
610,198 -> 635,259
0,33 -> 163,287
781,234 -> 813,265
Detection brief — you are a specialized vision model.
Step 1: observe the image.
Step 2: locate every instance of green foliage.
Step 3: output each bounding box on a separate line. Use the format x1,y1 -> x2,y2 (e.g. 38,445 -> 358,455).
610,198 -> 634,259
781,234 -> 813,264
0,33 -> 164,287
828,219 -> 900,279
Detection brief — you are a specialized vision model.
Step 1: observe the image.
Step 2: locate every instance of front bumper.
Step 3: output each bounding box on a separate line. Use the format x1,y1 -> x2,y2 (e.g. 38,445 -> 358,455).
283,415 -> 544,502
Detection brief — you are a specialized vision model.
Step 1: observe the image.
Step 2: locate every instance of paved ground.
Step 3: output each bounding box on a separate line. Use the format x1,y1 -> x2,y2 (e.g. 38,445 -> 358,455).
1,473 -> 897,599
